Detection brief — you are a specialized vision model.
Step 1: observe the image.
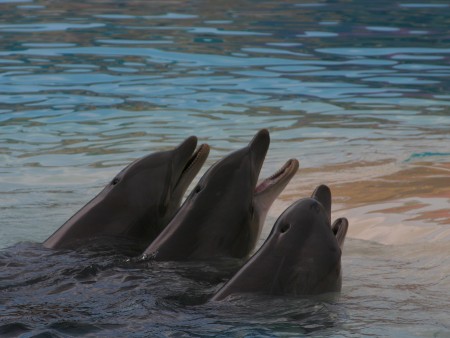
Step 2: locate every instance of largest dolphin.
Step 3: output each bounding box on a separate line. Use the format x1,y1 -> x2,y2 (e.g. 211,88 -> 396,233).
142,129 -> 299,260
212,185 -> 349,301
43,137 -> 209,250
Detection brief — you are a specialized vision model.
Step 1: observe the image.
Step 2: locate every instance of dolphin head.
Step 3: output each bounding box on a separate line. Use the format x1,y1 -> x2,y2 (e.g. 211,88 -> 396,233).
212,185 -> 348,300
43,136 -> 209,250
266,185 -> 349,296
143,129 -> 299,260
106,136 -> 210,231
190,129 -> 270,213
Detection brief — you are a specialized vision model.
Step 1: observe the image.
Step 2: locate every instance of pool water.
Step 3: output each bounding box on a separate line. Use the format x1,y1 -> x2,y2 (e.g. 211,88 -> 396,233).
1,0 -> 449,336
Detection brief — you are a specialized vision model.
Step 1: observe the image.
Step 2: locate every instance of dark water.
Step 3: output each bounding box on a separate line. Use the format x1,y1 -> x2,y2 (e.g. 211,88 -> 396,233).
1,0 -> 450,336
0,242 -> 342,337
1,240 -> 449,337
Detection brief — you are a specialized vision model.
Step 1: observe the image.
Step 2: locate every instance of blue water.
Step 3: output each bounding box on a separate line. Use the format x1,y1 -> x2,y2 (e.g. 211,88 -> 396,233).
1,0 -> 450,336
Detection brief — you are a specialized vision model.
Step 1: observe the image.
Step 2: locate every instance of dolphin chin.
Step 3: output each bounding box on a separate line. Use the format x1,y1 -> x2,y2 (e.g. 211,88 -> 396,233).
211,184 -> 348,301
173,141 -> 210,205
252,158 -> 299,240
43,137 -> 209,251
142,129 -> 298,261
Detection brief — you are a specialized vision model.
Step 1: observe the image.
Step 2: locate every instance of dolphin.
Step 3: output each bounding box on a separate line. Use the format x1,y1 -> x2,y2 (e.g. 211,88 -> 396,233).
142,129 -> 299,261
211,185 -> 348,301
43,137 -> 210,250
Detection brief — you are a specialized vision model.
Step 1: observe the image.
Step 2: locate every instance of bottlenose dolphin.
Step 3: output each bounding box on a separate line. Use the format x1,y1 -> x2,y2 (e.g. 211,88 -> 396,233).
43,137 -> 210,250
212,185 -> 348,301
142,129 -> 299,260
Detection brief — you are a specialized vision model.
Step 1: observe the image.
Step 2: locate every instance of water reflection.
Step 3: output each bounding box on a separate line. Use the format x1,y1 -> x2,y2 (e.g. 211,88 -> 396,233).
0,0 -> 449,335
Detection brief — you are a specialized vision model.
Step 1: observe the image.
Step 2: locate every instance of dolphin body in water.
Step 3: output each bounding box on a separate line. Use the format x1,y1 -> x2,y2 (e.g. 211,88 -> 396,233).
142,129 -> 299,261
212,185 -> 348,301
43,137 -> 210,251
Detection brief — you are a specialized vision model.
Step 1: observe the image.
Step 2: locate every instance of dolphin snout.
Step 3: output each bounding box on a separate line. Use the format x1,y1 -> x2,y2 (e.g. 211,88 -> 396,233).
176,135 -> 198,155
248,129 -> 270,170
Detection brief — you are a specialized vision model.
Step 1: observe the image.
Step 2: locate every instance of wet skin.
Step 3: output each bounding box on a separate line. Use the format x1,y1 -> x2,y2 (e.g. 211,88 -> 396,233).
43,137 -> 209,251
212,185 -> 348,300
143,129 -> 299,261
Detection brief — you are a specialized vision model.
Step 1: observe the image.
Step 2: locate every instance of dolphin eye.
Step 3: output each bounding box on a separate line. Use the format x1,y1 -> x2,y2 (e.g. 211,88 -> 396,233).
111,177 -> 120,185
193,185 -> 202,194
280,223 -> 290,234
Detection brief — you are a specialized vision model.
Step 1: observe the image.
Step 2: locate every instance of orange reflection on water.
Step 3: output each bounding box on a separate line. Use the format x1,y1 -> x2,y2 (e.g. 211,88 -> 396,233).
267,160 -> 450,245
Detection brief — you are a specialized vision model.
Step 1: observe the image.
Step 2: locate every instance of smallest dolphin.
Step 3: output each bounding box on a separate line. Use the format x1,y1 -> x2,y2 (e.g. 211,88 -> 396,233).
212,185 -> 348,301
43,137 -> 209,251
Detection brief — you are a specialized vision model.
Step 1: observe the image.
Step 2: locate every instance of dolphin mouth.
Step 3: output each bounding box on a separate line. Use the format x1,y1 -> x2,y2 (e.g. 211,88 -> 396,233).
255,159 -> 299,194
180,143 -> 210,181
331,217 -> 349,249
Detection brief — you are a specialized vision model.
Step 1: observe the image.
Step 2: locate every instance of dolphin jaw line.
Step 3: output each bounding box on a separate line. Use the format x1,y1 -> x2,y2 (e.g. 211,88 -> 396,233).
180,143 -> 209,179
255,159 -> 297,194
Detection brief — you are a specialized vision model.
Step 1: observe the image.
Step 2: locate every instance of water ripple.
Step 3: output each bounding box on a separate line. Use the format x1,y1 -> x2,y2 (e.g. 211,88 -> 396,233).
0,1 -> 450,336
0,23 -> 105,32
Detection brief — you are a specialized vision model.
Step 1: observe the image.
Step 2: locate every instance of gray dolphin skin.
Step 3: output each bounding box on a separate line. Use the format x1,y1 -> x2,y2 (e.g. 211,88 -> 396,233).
211,185 -> 348,301
142,129 -> 299,260
43,137 -> 210,250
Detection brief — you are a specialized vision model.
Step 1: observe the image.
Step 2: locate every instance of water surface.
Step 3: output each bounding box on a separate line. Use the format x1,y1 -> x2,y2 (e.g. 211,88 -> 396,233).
1,0 -> 449,336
